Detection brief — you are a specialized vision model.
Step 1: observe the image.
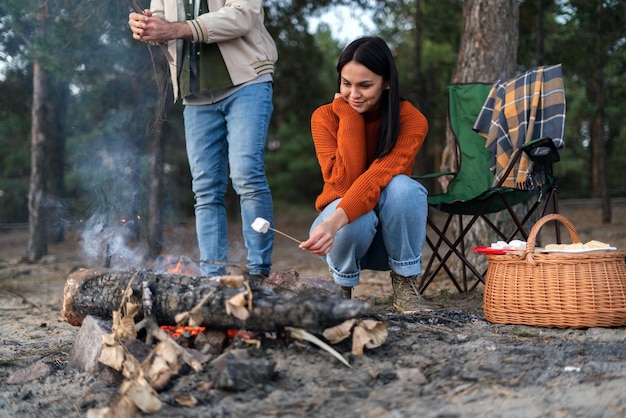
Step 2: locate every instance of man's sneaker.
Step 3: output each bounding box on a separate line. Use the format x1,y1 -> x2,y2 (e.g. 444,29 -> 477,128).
341,286 -> 352,300
390,271 -> 433,313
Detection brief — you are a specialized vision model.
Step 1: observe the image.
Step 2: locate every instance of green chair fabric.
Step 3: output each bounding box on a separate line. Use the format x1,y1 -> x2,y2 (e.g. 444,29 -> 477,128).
427,83 -> 494,207
413,83 -> 561,293
426,84 -> 546,214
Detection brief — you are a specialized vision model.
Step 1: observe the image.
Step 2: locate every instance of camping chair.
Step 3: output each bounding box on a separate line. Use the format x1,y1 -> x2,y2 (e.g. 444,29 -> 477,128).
414,72 -> 564,294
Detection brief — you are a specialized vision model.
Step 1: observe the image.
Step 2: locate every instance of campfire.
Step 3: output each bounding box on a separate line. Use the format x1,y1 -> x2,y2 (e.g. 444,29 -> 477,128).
159,325 -> 206,340
156,255 -> 204,276
64,268 -> 386,417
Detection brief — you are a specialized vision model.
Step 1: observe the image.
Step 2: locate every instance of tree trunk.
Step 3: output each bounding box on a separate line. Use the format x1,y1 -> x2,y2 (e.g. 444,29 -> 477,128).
449,0 -> 518,86
444,0 -> 518,184
27,59 -> 49,262
590,66 -> 610,222
437,0 -> 520,280
589,3 -> 611,223
62,269 -> 369,332
47,78 -> 69,243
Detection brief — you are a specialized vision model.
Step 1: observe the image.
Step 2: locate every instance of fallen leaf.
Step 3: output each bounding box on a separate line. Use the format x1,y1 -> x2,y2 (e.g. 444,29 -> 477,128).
147,356 -> 171,378
111,303 -> 139,341
225,291 -> 250,320
117,316 -> 137,341
175,394 -> 198,407
124,302 -> 140,318
188,313 -> 204,327
99,343 -> 126,371
109,394 -> 139,418
121,358 -> 138,378
351,320 -> 387,356
154,340 -> 179,365
322,319 -> 356,344
220,275 -> 245,288
102,333 -> 117,346
86,407 -> 114,418
112,311 -> 122,329
122,377 -> 162,414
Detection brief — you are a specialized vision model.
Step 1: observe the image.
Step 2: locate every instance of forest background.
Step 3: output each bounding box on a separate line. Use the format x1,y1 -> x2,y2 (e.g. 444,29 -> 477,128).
1,0 -> 625,262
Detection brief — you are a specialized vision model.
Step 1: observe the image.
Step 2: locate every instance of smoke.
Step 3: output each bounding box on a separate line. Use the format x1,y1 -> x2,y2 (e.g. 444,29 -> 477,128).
79,215 -> 145,269
71,110 -> 149,269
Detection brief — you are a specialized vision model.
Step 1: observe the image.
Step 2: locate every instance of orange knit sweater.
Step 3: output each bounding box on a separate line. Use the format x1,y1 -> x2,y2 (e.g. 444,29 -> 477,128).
310,97 -> 428,222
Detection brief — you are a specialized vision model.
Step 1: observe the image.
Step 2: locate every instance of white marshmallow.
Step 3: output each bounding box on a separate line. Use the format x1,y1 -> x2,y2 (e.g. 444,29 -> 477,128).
251,217 -> 271,233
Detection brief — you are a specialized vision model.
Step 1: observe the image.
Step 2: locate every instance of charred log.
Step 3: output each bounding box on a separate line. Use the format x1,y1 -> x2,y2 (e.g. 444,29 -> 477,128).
62,268 -> 369,332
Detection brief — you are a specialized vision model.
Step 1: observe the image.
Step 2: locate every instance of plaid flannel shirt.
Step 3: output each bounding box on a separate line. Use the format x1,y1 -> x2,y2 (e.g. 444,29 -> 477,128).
473,64 -> 566,188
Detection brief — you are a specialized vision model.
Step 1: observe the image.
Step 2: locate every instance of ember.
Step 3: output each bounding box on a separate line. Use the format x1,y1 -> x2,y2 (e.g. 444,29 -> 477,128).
226,329 -> 259,339
168,259 -> 184,274
156,255 -> 204,276
160,325 -> 206,339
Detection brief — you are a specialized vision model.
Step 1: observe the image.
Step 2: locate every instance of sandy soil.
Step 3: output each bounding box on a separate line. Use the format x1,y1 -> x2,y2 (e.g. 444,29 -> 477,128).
1,199 -> 625,418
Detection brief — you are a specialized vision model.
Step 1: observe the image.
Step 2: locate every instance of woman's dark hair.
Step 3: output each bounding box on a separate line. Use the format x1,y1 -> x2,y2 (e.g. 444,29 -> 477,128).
336,36 -> 400,159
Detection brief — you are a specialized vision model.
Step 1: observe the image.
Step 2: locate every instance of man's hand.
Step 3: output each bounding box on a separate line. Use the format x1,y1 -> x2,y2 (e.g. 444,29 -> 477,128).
128,11 -> 192,43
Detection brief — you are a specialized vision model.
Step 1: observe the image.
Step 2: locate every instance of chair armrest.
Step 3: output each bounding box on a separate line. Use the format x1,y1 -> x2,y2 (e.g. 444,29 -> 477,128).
493,137 -> 561,188
520,137 -> 560,164
412,171 -> 456,180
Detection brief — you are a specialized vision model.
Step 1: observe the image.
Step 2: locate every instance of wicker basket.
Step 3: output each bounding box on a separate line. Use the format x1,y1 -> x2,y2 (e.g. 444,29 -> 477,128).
483,213 -> 626,328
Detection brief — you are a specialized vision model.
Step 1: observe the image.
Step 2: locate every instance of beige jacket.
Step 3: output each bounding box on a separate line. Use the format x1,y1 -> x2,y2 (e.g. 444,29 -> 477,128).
150,0 -> 277,100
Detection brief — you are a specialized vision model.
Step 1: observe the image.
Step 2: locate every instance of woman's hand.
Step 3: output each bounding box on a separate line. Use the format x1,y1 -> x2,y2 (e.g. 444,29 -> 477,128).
299,209 -> 349,256
299,222 -> 336,256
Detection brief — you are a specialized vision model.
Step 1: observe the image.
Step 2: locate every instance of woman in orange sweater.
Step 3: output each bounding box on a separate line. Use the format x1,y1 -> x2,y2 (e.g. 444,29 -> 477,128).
299,37 -> 431,312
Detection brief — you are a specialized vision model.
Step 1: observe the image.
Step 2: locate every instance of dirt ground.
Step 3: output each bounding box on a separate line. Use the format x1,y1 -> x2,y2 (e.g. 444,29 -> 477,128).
1,199 -> 626,418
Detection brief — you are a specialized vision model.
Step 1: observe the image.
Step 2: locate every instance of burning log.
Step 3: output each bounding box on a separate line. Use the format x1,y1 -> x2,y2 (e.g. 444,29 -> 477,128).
63,268 -> 370,332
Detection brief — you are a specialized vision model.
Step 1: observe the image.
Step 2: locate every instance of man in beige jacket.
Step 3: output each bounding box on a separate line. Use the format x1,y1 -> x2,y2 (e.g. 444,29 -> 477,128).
129,1 -> 278,278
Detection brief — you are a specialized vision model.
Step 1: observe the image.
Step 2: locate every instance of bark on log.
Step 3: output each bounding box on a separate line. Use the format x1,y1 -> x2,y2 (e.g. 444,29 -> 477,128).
62,268 -> 370,332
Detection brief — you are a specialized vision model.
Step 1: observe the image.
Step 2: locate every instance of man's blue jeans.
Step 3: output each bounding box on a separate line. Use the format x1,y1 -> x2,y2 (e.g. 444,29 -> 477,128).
183,82 -> 274,276
310,175 -> 428,287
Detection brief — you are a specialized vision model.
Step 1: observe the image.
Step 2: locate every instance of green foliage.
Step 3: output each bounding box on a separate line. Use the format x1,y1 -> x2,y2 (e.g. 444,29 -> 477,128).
552,80 -> 590,198
548,0 -> 626,198
374,0 -> 462,177
2,0 -> 626,227
0,67 -> 31,222
263,19 -> 341,207
265,121 -> 323,205
0,179 -> 28,223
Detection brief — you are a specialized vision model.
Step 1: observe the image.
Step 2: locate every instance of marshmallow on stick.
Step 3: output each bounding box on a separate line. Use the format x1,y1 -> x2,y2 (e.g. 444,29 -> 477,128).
251,217 -> 302,244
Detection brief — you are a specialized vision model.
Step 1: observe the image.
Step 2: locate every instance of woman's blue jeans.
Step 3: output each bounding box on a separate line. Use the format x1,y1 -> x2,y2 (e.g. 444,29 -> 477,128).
310,175 -> 428,287
183,82 -> 274,276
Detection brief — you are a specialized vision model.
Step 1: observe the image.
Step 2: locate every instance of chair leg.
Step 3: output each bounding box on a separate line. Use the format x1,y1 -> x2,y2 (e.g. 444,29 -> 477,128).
419,215 -> 467,294
420,213 -> 485,294
421,186 -> 560,294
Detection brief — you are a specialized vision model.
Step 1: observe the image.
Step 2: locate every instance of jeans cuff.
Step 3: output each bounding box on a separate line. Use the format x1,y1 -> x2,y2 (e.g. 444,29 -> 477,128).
389,257 -> 422,277
329,267 -> 360,287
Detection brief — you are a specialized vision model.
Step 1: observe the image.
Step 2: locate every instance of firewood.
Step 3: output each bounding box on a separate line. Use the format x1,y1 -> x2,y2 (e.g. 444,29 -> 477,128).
62,268 -> 370,332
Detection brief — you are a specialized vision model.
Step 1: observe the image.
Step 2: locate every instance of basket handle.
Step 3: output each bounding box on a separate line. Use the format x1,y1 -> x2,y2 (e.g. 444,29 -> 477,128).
525,214 -> 581,265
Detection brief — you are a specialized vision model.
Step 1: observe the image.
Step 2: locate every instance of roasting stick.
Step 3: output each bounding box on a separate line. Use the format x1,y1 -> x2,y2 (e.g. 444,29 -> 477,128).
252,217 -> 302,244
126,0 -> 175,64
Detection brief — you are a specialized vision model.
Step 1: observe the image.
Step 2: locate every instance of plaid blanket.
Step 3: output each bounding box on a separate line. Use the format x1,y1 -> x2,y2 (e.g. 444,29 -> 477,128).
473,64 -> 566,188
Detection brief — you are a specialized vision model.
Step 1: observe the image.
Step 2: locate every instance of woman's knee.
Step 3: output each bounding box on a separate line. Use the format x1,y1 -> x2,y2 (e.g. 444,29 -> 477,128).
335,211 -> 378,243
381,175 -> 427,205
